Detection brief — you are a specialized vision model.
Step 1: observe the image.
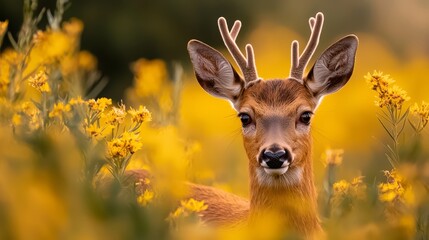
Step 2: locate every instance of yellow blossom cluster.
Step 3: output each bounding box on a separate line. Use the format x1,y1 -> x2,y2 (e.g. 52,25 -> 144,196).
131,59 -> 168,97
410,101 -> 429,130
105,103 -> 127,125
365,71 -> 410,109
137,189 -> 155,206
0,20 -> 7,36
332,176 -> 366,201
28,68 -> 51,93
107,132 -> 143,159
12,101 -> 41,130
87,97 -> 112,113
378,169 -> 411,203
49,102 -> 71,119
128,105 -> 152,123
168,198 -> 208,220
323,149 -> 344,166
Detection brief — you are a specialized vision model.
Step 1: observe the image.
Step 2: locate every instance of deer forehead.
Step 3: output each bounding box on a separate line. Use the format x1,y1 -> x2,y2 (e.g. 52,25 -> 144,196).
238,79 -> 316,115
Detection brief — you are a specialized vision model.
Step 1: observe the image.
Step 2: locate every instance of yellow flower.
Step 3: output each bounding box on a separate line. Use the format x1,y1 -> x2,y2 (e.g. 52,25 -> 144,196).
378,169 -> 407,203
0,20 -> 8,37
168,206 -> 185,219
49,102 -> 71,119
410,101 -> 429,128
107,138 -> 128,159
78,51 -> 97,71
60,55 -> 77,76
62,18 -> 83,38
143,178 -> 151,185
105,103 -> 127,125
12,113 -> 22,126
128,105 -> 152,124
168,198 -> 208,221
87,97 -> 112,113
323,149 -> 344,166
28,68 -> 51,93
137,189 -> 154,206
365,71 -> 410,109
68,96 -> 86,106
333,180 -> 350,195
121,131 -> 143,154
180,198 -> 208,213
16,101 -> 41,131
85,123 -> 103,138
131,58 -> 168,97
0,49 -> 18,92
107,132 -> 142,158
30,30 -> 72,64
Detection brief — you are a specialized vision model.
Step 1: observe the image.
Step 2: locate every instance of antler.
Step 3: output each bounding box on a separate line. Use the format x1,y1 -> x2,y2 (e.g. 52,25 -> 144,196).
290,12 -> 324,80
218,17 -> 259,83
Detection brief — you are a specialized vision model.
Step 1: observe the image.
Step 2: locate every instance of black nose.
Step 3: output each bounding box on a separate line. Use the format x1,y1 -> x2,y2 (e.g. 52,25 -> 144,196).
260,148 -> 291,169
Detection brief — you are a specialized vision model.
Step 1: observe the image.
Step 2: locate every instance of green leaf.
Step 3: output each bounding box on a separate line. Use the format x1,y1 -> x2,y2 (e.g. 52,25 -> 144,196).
377,117 -> 395,141
385,153 -> 397,168
408,119 -> 418,132
398,108 -> 410,123
7,32 -> 19,51
397,115 -> 408,137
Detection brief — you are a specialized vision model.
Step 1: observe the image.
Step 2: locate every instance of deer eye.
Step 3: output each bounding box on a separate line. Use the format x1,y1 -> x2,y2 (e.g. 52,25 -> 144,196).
238,113 -> 252,127
299,111 -> 313,125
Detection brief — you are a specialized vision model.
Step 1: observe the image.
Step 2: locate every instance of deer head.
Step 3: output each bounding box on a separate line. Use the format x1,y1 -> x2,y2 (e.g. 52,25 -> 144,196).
187,13 -> 358,189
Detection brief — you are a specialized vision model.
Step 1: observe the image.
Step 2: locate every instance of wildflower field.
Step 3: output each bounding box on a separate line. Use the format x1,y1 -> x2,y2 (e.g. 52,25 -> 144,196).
1,0 -> 429,239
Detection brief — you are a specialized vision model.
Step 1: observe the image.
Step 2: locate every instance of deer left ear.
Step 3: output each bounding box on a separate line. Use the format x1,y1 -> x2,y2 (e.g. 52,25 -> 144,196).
304,35 -> 358,102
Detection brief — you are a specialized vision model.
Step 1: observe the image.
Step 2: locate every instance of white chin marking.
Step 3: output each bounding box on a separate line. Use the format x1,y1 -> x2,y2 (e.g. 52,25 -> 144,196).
263,166 -> 289,175
256,167 -> 303,188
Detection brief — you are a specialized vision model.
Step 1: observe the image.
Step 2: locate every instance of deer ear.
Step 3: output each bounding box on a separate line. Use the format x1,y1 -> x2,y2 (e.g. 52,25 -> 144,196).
305,35 -> 358,101
187,40 -> 245,105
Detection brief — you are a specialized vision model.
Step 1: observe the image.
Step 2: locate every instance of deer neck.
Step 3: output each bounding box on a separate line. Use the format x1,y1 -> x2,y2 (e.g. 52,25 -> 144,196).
247,147 -> 320,234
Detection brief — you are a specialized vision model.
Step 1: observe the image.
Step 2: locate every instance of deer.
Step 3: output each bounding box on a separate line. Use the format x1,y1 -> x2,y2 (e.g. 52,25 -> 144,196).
185,12 -> 358,237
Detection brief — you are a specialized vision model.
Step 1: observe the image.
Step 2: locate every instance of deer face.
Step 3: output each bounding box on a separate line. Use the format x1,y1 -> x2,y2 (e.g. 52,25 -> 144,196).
187,13 -> 358,187
237,79 -> 315,185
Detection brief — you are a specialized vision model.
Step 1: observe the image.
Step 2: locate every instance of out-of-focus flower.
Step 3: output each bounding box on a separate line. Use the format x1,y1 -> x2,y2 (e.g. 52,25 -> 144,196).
85,123 -> 103,139
78,51 -> 97,71
365,71 -> 410,109
331,176 -> 366,207
28,68 -> 50,93
15,101 -> 41,131
62,18 -> 83,38
0,20 -> 8,36
0,49 -> 19,93
378,169 -> 413,204
30,30 -> 72,64
333,180 -> 350,195
323,149 -> 344,166
68,96 -> 86,106
410,101 -> 429,131
49,102 -> 71,119
181,198 -> 208,213
137,189 -> 154,206
128,105 -> 152,124
168,198 -> 208,221
131,58 -> 168,97
12,113 -> 22,126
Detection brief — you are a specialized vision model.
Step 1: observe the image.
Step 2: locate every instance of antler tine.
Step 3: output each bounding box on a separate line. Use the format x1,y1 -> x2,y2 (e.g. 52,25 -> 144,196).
218,17 -> 259,83
290,12 -> 324,80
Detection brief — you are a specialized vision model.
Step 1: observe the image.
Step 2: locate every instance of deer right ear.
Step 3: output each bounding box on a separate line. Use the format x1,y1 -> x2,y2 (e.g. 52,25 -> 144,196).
187,40 -> 245,105
304,35 -> 358,102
